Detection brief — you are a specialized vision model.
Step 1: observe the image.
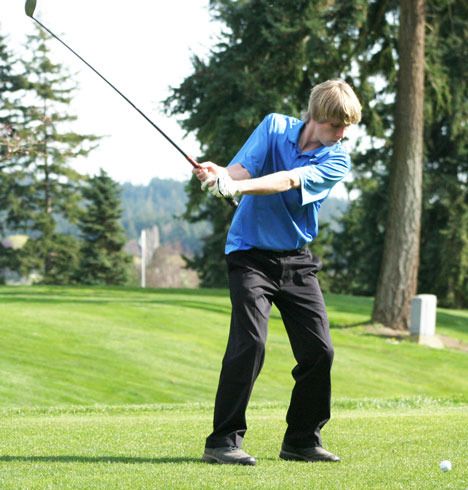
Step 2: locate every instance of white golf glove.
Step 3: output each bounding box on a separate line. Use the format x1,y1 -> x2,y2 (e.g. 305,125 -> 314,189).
200,175 -> 217,192
207,175 -> 240,199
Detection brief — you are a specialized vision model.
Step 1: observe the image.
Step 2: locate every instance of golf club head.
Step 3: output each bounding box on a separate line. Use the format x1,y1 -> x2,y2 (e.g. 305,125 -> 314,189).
25,0 -> 37,17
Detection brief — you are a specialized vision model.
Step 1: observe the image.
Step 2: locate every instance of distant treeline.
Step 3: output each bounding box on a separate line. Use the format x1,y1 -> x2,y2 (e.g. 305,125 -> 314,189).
119,178 -> 348,255
120,178 -> 212,256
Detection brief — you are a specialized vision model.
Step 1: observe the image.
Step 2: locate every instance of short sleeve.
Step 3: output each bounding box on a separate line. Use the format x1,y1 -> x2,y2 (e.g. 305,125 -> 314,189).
291,153 -> 351,206
228,115 -> 272,178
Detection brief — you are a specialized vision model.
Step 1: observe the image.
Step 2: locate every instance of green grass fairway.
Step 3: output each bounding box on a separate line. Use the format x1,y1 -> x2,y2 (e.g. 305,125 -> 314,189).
1,403 -> 466,489
0,286 -> 467,488
0,286 -> 466,407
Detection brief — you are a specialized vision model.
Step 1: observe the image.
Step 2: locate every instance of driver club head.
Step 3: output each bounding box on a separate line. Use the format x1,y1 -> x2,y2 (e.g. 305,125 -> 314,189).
25,0 -> 37,18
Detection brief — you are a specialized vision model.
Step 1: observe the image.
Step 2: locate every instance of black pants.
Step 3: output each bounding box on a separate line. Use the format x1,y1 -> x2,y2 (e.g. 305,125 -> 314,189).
205,248 -> 334,449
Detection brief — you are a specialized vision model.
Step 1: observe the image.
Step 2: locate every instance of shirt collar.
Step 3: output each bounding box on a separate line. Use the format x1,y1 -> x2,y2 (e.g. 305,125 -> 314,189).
287,119 -> 304,145
287,119 -> 331,158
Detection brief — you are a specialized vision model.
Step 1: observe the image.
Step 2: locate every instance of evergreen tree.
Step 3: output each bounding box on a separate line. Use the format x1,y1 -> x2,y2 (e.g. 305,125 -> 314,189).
77,170 -> 130,285
329,176 -> 387,296
0,31 -> 28,147
418,0 -> 467,307
0,31 -> 30,277
0,31 -> 28,230
331,0 -> 467,308
167,0 -> 466,306
0,27 -> 98,283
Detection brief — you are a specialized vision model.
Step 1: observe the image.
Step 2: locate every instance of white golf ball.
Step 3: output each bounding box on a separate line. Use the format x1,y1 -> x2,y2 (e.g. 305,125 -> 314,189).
439,460 -> 452,472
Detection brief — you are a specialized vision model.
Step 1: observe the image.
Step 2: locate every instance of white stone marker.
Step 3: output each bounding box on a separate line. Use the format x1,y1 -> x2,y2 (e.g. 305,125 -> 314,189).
410,294 -> 442,348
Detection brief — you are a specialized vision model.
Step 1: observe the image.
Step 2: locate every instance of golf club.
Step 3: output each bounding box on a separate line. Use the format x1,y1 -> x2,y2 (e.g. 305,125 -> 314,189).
24,0 -> 238,208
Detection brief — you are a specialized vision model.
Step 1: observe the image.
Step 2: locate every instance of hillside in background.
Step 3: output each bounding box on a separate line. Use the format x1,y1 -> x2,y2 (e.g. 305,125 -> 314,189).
120,179 -> 211,256
2,178 -> 348,256
318,196 -> 349,230
120,178 -> 349,253
1,179 -> 349,287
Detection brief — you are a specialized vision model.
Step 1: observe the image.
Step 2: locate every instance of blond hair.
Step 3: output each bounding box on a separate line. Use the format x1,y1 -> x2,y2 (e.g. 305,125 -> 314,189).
303,80 -> 362,125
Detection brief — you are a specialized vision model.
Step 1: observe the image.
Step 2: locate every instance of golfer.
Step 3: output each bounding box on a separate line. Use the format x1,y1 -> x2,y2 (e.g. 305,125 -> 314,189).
194,79 -> 362,466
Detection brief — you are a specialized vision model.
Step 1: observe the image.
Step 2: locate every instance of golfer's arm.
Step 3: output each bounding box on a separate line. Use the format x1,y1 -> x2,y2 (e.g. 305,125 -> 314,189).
227,164 -> 300,195
236,170 -> 300,195
227,163 -> 252,181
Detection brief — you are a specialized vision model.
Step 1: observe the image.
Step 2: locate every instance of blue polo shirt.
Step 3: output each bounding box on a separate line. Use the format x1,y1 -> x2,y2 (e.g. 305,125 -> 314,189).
225,113 -> 351,254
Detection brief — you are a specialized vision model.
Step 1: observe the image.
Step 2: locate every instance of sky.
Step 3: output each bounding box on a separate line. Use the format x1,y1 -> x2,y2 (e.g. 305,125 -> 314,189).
1,1 -> 352,198
2,0 -> 222,184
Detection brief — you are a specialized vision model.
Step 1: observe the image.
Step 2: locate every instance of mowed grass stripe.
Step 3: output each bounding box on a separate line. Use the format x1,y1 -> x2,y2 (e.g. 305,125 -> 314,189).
0,406 -> 466,489
0,286 -> 467,407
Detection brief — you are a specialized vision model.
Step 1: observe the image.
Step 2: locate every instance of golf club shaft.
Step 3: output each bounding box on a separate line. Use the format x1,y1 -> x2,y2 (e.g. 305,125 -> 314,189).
30,15 -> 238,208
32,16 -> 198,167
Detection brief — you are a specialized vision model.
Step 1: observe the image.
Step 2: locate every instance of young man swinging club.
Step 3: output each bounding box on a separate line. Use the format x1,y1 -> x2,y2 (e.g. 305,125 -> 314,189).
194,79 -> 362,466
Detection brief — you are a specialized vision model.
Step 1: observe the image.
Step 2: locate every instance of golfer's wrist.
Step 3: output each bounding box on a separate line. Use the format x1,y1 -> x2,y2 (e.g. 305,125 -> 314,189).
218,176 -> 241,198
232,180 -> 246,195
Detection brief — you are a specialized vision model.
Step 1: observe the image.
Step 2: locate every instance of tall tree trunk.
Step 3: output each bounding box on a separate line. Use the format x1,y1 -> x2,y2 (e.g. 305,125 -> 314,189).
372,0 -> 426,330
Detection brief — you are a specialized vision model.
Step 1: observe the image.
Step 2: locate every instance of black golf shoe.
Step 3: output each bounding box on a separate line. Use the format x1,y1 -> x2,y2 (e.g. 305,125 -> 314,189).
202,446 -> 256,465
279,443 -> 340,462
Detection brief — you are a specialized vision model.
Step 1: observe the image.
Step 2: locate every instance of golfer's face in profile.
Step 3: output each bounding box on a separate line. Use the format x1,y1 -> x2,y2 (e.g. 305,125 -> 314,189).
316,121 -> 349,146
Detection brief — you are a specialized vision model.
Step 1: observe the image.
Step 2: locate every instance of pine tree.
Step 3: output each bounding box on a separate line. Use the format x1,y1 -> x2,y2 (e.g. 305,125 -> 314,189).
0,31 -> 31,277
0,32 -> 28,138
0,27 -> 99,283
0,31 -> 29,225
167,0 -> 466,307
77,170 -> 130,285
418,0 -> 468,307
330,0 -> 467,309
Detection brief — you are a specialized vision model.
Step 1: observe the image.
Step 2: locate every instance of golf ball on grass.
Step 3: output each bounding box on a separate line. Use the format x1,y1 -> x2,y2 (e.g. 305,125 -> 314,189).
439,460 -> 452,472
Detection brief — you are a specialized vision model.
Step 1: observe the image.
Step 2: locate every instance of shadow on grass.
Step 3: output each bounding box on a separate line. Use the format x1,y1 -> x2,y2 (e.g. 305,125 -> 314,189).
0,455 -> 201,464
0,286 -> 234,314
0,294 -> 232,316
329,320 -> 372,330
437,310 -> 468,338
1,288 -> 378,327
0,286 -> 228,298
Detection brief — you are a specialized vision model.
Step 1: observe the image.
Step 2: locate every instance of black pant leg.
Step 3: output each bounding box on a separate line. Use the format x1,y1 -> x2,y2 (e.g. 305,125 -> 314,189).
274,251 -> 334,448
205,251 -> 277,448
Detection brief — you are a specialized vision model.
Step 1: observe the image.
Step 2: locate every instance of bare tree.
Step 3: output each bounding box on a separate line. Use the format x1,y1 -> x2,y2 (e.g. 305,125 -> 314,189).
146,245 -> 199,288
372,0 -> 426,329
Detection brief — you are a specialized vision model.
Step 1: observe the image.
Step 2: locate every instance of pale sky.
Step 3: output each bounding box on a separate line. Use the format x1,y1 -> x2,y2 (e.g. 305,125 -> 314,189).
2,0 -> 222,183
1,1 -> 352,198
